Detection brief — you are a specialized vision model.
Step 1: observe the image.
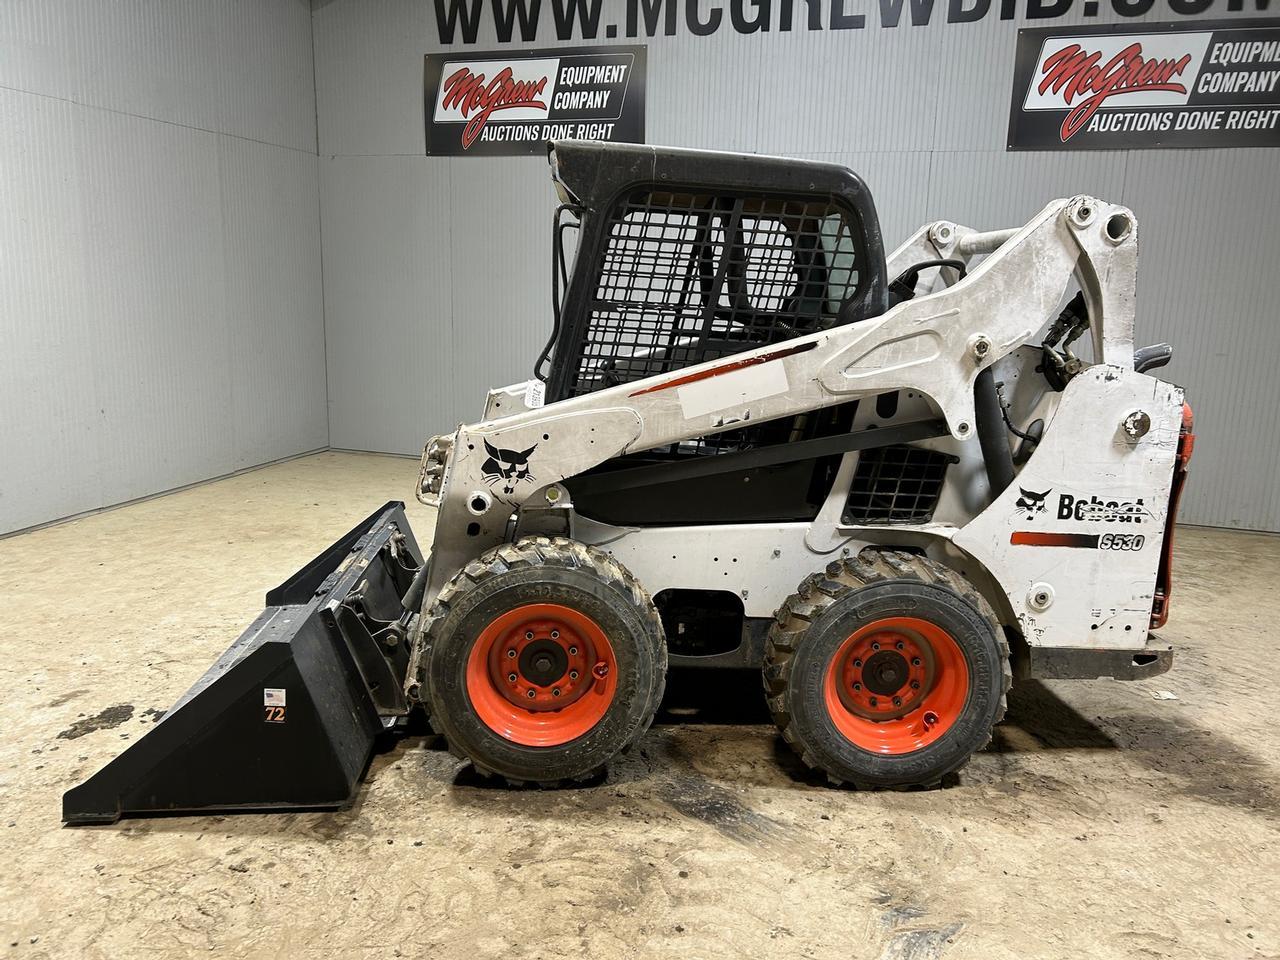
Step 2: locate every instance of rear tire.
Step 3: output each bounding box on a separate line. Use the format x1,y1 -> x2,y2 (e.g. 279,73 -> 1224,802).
764,550 -> 1010,788
418,537 -> 666,785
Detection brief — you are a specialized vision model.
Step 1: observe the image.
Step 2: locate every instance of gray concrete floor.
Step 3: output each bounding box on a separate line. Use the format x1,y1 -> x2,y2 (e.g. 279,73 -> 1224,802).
2,451 -> 1278,959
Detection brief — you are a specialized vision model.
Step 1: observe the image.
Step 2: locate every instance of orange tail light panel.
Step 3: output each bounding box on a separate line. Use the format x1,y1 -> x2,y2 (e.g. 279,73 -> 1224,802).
1151,403 -> 1195,629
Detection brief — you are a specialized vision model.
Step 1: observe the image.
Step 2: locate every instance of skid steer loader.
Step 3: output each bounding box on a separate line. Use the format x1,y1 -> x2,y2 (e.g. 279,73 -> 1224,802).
64,140 -> 1194,823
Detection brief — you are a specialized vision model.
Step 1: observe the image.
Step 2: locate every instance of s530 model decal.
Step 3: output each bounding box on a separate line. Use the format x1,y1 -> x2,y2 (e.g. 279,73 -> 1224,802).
1099,532 -> 1145,550
1010,531 -> 1147,550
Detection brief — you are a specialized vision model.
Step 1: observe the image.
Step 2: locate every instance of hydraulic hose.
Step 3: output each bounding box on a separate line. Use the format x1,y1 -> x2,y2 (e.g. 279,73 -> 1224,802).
974,367 -> 1015,501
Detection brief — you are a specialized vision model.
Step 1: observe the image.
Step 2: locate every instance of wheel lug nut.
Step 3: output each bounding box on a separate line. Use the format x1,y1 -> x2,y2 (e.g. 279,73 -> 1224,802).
853,658 -> 862,668
895,641 -> 905,650
869,697 -> 878,707
852,682 -> 861,691
551,630 -> 560,639
526,689 -> 536,699
911,657 -> 921,666
871,642 -> 880,651
525,631 -> 534,640
507,648 -> 517,659
507,673 -> 517,683
893,697 -> 902,707
910,680 -> 920,689
569,646 -> 578,656
552,688 -> 562,697
569,670 -> 579,680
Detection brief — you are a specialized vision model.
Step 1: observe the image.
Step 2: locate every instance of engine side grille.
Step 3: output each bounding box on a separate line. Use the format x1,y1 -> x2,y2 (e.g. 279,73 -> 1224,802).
843,445 -> 951,525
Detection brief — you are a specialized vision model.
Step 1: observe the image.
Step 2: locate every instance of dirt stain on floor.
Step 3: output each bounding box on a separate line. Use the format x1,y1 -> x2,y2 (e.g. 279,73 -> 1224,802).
47,689 -> 90,709
658,772 -> 786,844
56,703 -> 134,740
879,922 -> 964,960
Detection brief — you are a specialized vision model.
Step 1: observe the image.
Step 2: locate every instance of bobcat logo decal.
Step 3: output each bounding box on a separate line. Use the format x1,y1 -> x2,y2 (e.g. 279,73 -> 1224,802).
1015,487 -> 1051,519
481,440 -> 537,495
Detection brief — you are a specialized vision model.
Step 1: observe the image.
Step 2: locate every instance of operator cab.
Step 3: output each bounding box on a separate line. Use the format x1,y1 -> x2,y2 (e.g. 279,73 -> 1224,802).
539,140 -> 890,525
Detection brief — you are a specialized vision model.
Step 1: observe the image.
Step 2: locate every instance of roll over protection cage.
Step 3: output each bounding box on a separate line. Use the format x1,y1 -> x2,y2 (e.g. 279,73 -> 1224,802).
540,140 -> 891,403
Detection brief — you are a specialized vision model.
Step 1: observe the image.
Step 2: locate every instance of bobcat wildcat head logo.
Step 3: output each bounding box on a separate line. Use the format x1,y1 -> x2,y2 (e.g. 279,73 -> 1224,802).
1016,487 -> 1051,518
482,440 -> 537,495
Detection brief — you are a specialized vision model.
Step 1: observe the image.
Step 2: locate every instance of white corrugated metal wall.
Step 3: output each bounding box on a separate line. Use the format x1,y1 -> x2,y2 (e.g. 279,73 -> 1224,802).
3,3 -> 1276,534
0,1 -> 326,535
312,0 -> 1280,532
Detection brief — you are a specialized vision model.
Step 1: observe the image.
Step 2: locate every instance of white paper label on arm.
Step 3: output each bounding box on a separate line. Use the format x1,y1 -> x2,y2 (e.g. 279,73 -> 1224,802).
676,362 -> 789,419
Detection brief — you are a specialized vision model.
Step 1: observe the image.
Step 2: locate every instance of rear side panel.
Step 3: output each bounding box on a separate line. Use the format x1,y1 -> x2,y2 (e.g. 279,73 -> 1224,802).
952,366 -> 1184,648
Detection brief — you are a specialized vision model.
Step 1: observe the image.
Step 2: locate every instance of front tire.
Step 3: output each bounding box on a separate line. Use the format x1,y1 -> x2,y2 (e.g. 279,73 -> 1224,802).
418,537 -> 666,785
764,550 -> 1010,788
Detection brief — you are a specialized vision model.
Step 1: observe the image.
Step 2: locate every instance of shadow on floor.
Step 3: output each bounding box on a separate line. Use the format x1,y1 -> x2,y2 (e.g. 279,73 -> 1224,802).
993,681 -> 1279,815
994,680 -> 1118,751
654,667 -> 771,726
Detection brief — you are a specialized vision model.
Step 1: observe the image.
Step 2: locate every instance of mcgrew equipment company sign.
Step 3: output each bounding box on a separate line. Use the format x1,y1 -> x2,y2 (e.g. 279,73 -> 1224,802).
1008,19 -> 1280,150
424,46 -> 646,156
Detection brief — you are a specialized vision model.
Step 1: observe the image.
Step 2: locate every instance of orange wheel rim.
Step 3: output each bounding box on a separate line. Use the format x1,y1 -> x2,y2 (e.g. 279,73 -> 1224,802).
466,603 -> 617,747
823,616 -> 969,755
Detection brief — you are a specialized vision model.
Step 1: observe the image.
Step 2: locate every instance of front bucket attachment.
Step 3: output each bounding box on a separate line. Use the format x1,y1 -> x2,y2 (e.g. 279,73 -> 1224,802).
62,502 -> 426,825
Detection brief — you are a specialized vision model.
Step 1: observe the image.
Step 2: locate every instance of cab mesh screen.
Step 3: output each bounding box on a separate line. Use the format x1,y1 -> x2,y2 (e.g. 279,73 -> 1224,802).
566,189 -> 862,398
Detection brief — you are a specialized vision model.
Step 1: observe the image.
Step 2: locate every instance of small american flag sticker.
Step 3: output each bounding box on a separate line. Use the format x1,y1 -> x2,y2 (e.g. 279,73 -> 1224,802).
263,688 -> 286,723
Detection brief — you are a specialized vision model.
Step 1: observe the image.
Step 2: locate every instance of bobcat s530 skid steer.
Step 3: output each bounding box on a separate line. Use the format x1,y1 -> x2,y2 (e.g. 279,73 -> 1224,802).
64,140 -> 1194,823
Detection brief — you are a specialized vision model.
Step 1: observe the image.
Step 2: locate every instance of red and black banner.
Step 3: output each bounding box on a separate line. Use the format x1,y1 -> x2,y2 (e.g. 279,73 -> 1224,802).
424,45 -> 646,156
1008,19 -> 1280,151
1011,531 -> 1100,548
